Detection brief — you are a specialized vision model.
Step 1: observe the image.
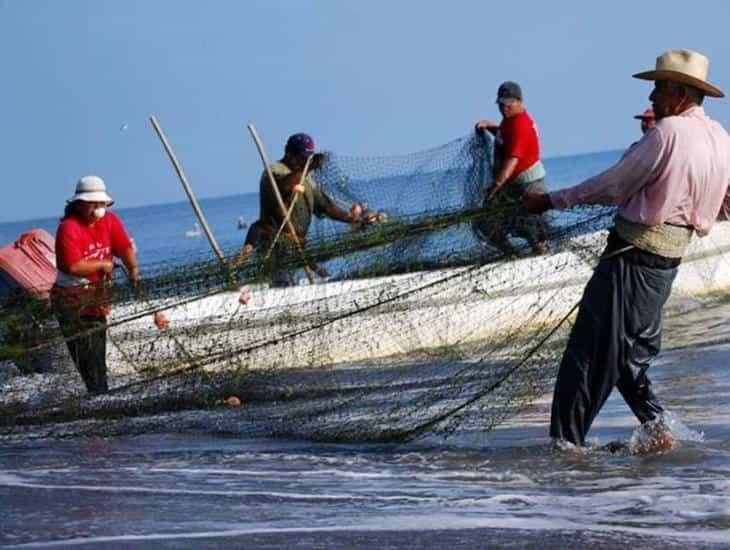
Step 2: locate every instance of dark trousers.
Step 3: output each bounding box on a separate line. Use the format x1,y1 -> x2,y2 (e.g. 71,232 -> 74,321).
59,315 -> 108,394
245,221 -> 318,287
257,232 -> 300,288
550,233 -> 679,445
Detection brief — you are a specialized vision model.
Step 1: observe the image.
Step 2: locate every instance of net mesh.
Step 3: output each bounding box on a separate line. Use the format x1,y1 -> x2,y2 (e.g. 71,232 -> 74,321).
0,133 -> 677,441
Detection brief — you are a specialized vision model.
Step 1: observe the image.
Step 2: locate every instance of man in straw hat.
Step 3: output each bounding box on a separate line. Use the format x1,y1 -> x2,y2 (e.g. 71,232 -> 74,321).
524,49 -> 730,451
52,176 -> 169,394
623,107 -> 656,157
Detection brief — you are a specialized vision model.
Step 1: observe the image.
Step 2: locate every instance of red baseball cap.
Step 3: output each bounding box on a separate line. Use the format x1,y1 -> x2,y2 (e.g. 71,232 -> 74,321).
285,133 -> 316,157
634,107 -> 655,120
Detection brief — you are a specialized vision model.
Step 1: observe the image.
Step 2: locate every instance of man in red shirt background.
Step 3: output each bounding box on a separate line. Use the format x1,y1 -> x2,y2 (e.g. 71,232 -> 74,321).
474,81 -> 549,255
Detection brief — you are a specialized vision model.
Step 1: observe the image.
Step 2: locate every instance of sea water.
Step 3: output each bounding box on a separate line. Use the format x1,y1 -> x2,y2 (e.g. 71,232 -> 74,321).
3,149 -> 730,548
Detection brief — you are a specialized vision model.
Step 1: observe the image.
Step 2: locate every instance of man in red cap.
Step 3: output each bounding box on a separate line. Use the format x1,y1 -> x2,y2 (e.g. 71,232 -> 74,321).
624,107 -> 658,157
635,107 -> 656,135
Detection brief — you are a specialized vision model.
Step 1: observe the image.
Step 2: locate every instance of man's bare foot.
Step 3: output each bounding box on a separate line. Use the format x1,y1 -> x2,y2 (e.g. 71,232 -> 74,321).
634,428 -> 678,454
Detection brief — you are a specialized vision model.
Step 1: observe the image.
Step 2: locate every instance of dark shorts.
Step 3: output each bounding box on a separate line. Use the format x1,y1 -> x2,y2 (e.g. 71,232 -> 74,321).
247,226 -> 301,288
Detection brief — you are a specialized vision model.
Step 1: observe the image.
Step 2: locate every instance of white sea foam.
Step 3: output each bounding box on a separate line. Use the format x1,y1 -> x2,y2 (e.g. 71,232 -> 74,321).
6,512 -> 730,548
0,474 -> 442,503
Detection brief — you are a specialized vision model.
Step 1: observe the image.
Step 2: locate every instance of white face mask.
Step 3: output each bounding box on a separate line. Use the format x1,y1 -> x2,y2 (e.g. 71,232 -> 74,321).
93,207 -> 106,219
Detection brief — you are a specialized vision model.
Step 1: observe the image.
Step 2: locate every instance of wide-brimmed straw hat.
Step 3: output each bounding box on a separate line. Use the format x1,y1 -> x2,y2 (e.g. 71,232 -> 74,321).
633,49 -> 724,98
67,175 -> 114,206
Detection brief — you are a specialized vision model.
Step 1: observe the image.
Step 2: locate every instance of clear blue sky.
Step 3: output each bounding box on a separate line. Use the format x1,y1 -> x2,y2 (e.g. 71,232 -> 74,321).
2,0 -> 730,223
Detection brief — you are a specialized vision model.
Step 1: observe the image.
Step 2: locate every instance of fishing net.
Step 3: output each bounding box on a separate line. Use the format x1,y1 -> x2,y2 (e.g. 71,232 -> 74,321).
2,132 -> 723,442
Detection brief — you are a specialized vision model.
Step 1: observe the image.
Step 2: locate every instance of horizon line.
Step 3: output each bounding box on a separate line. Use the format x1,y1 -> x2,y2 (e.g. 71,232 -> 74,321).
0,147 -> 624,226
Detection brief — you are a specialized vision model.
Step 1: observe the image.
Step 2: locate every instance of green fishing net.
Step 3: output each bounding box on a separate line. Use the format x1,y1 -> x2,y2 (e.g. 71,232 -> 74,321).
0,133 -> 630,441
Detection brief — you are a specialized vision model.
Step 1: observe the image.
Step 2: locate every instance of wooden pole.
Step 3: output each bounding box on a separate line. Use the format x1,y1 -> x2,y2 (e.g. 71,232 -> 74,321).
246,123 -> 315,283
149,116 -> 227,269
264,154 -> 312,262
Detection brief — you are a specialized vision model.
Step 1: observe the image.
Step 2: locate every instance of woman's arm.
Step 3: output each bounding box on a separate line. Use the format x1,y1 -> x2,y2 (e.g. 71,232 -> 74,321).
66,258 -> 114,278
117,246 -> 140,285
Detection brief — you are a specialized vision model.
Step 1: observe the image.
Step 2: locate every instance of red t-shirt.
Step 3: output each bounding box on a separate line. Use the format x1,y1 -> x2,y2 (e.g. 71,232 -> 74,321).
55,211 -> 132,283
496,109 -> 541,179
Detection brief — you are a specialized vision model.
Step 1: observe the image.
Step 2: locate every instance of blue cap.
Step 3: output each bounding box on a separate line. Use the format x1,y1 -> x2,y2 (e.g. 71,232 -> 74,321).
285,133 -> 316,157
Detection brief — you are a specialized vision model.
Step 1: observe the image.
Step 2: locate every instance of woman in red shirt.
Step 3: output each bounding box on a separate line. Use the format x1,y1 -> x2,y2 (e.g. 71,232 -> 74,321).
52,176 -> 168,394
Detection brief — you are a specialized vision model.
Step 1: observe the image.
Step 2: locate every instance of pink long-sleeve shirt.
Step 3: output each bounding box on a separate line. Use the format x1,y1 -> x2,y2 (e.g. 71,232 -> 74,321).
550,106 -> 730,237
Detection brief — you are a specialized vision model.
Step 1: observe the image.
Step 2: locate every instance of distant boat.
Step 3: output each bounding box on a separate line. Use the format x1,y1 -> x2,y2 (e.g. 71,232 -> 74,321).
185,222 -> 202,238
237,216 -> 248,230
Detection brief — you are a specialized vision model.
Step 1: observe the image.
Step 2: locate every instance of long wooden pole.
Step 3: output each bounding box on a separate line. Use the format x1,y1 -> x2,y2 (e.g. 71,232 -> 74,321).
149,116 -> 227,269
246,123 -> 314,283
264,154 -> 312,262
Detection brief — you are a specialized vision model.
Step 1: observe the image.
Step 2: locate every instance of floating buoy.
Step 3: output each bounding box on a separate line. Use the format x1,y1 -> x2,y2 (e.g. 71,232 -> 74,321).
238,287 -> 251,305
225,396 -> 242,407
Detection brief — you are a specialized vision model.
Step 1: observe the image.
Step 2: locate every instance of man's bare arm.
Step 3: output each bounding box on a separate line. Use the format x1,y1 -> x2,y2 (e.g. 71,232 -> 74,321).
484,157 -> 520,199
475,120 -> 499,136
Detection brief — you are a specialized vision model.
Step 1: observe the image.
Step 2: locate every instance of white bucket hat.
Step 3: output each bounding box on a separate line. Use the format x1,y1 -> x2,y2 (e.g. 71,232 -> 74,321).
67,175 -> 115,206
633,49 -> 724,98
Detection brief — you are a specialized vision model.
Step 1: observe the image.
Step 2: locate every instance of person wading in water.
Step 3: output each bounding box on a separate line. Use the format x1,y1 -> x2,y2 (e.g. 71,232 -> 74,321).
524,49 -> 730,452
